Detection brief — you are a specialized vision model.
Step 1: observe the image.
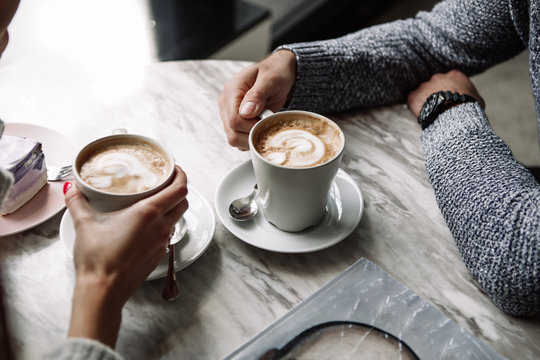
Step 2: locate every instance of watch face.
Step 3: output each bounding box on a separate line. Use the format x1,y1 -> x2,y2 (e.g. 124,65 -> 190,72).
419,92 -> 444,128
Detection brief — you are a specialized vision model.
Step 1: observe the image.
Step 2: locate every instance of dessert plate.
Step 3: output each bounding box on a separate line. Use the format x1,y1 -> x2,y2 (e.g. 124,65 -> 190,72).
0,123 -> 77,237
215,161 -> 363,253
59,185 -> 215,280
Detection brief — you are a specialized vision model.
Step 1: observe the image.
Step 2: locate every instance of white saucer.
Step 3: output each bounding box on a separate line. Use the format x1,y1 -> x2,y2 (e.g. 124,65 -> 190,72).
215,161 -> 364,253
60,185 -> 215,280
1,123 -> 77,237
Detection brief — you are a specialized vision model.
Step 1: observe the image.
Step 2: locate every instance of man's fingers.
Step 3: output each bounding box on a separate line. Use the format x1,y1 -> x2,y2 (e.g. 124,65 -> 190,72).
219,52 -> 296,150
225,74 -> 280,148
238,71 -> 277,118
225,129 -> 250,151
228,114 -> 260,135
224,112 -> 258,149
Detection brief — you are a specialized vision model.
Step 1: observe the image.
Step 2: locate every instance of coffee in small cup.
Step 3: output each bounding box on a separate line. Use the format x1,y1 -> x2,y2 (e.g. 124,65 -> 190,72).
73,134 -> 175,212
78,138 -> 171,194
253,114 -> 342,168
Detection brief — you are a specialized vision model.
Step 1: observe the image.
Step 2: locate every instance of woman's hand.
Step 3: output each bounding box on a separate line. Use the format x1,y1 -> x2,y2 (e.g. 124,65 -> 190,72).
218,49 -> 297,150
407,70 -> 485,117
64,165 -> 188,347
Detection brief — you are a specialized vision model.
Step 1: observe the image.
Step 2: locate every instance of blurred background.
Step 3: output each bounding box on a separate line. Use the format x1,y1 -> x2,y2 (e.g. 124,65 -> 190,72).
2,0 -> 538,167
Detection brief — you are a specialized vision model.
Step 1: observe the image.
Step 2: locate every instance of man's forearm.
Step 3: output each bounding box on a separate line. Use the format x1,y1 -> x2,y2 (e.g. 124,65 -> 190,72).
421,102 -> 540,316
281,0 -> 523,113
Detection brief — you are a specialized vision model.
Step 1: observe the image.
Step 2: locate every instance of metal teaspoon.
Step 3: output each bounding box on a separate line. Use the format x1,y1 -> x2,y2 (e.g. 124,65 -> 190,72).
162,217 -> 188,301
228,184 -> 258,221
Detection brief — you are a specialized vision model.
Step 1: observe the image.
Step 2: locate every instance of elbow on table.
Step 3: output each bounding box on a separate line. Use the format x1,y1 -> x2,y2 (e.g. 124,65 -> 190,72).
462,198 -> 540,317
494,292 -> 540,317
487,265 -> 540,317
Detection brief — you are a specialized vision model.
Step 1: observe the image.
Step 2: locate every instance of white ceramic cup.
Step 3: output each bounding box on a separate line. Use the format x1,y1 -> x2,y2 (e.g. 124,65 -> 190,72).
73,133 -> 175,212
249,110 -> 345,232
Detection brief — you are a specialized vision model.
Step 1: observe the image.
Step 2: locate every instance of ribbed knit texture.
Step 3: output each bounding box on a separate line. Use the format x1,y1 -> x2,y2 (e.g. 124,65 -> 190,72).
282,0 -> 539,316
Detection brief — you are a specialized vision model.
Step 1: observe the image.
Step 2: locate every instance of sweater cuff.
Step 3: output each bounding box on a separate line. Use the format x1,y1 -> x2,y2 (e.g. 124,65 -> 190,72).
43,338 -> 123,360
420,101 -> 492,154
276,43 -> 341,111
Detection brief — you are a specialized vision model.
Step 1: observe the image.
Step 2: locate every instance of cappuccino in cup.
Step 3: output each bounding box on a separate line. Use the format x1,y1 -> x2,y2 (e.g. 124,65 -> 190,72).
73,134 -> 175,212
79,139 -> 171,194
253,114 -> 342,168
249,111 -> 344,232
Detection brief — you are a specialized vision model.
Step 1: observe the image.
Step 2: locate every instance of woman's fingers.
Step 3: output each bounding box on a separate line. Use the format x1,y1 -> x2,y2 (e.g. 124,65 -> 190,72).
164,198 -> 189,226
139,166 -> 188,214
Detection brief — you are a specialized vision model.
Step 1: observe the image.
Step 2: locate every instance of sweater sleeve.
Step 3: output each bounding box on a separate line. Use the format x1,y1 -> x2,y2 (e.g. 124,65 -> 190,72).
43,338 -> 123,360
280,0 -> 524,113
421,102 -> 540,316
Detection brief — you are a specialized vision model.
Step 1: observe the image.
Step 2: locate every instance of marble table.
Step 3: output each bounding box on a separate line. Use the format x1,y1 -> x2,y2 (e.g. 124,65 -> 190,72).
0,59 -> 538,359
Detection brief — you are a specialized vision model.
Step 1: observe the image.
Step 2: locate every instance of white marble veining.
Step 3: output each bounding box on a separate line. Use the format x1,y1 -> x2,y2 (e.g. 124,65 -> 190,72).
0,60 -> 538,359
228,259 -> 505,359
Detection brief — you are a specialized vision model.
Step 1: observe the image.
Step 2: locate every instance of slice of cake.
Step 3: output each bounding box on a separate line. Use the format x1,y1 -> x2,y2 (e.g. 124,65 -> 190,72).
0,135 -> 47,215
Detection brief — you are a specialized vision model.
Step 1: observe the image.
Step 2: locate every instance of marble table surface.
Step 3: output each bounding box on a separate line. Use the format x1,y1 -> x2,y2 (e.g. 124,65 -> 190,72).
0,59 -> 538,359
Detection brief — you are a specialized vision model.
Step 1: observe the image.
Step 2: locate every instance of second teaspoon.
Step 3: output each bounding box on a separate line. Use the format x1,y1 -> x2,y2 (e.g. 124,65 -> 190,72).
229,184 -> 258,221
162,218 -> 188,301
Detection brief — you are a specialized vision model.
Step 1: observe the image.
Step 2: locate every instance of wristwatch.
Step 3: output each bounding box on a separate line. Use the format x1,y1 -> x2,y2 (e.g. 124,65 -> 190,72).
418,91 -> 477,130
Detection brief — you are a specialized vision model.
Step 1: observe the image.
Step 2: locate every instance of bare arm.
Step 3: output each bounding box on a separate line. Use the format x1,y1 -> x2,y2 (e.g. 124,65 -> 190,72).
65,166 -> 188,347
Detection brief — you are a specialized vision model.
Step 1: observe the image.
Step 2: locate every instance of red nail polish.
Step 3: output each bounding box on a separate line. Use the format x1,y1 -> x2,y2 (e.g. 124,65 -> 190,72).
63,182 -> 72,194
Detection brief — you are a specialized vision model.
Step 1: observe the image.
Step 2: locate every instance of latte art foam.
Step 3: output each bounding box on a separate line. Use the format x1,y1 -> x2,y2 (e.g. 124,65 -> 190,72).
264,129 -> 326,167
80,142 -> 169,194
254,116 -> 342,168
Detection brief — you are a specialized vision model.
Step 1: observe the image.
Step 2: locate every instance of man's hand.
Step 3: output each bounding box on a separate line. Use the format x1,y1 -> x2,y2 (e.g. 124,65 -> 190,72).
407,70 -> 485,117
218,50 -> 297,150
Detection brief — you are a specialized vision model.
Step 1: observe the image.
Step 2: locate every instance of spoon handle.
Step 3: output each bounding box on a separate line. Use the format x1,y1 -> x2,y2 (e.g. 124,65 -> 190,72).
162,243 -> 179,301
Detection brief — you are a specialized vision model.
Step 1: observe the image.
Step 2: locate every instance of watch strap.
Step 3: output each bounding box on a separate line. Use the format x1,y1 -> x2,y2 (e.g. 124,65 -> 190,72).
418,91 -> 477,130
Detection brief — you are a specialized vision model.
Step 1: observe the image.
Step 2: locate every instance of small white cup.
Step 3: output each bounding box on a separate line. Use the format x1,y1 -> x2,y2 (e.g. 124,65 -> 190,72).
73,133 -> 175,212
249,110 -> 345,232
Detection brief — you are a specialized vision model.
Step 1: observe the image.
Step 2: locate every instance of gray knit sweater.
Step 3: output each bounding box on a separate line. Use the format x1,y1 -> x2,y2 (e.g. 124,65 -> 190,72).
282,0 -> 539,317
